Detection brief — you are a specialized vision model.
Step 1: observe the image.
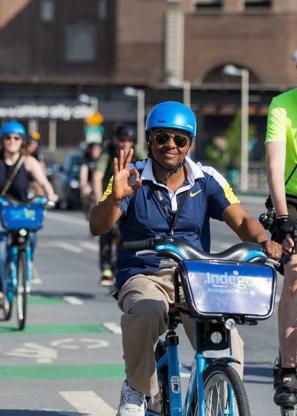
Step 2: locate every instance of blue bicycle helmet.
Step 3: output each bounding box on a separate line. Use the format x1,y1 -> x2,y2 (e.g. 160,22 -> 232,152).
0,120 -> 26,140
145,101 -> 197,138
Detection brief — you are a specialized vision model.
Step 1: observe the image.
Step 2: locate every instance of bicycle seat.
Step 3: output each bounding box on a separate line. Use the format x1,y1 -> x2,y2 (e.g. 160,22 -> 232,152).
169,239 -> 265,262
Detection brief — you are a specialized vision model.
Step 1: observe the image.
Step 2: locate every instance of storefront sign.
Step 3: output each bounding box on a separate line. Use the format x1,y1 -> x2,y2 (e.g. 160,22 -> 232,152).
0,103 -> 93,120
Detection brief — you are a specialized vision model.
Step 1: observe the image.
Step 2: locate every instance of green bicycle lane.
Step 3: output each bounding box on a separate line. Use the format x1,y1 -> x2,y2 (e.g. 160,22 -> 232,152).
0,294 -> 125,381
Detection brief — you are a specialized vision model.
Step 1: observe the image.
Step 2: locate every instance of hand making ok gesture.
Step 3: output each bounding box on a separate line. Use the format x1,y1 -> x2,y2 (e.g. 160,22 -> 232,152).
112,148 -> 142,203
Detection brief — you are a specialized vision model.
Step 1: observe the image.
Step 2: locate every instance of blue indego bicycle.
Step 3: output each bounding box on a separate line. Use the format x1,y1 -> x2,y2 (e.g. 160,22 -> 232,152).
123,237 -> 278,416
0,195 -> 48,330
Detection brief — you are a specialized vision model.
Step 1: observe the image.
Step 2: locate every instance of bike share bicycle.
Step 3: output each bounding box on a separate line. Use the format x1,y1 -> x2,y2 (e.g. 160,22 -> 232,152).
123,236 -> 279,416
0,195 -> 49,330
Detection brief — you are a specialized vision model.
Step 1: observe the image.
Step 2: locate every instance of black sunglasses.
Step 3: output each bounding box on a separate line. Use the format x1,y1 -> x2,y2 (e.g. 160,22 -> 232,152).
153,132 -> 190,148
4,135 -> 22,141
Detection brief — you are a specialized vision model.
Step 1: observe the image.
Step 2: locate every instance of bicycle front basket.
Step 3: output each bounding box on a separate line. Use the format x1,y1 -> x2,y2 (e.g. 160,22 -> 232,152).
181,260 -> 277,321
0,205 -> 44,231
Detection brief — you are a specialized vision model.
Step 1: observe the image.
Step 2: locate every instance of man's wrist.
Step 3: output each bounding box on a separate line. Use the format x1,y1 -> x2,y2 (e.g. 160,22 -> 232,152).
109,194 -> 122,207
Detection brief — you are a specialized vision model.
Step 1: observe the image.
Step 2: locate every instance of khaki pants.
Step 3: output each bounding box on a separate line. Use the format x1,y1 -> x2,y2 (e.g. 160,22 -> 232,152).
118,269 -> 244,396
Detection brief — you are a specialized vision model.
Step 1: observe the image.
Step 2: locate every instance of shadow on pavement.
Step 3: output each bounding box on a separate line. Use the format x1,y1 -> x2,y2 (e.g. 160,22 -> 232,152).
244,362 -> 273,384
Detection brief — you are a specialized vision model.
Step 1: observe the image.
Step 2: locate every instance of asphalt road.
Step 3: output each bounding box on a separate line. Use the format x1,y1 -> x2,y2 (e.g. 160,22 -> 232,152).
0,195 -> 283,415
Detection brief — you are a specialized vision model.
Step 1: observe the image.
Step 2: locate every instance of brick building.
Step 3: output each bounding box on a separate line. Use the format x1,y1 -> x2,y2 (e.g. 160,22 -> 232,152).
0,0 -> 296,156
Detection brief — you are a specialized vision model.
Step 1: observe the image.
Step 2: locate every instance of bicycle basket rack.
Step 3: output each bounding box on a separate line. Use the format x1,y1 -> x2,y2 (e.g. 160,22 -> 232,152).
0,205 -> 44,231
180,260 -> 277,321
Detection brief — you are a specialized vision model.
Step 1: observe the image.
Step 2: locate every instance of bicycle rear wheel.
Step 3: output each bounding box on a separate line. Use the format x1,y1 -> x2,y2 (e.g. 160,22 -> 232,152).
16,251 -> 27,330
190,364 -> 251,416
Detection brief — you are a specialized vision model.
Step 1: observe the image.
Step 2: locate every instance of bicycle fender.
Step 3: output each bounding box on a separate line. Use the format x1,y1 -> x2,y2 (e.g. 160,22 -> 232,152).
215,357 -> 241,366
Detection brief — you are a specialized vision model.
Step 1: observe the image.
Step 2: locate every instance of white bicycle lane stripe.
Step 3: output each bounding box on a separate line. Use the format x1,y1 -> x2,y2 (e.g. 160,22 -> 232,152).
60,390 -> 114,416
46,211 -> 88,227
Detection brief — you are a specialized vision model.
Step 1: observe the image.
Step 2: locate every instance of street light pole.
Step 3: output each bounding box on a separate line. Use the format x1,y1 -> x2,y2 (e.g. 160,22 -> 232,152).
136,89 -> 145,151
183,80 -> 191,107
123,87 -> 146,150
240,69 -> 249,192
223,65 -> 250,192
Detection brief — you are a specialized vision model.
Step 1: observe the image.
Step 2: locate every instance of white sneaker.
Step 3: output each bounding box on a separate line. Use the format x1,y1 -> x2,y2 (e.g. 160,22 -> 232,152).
116,380 -> 147,416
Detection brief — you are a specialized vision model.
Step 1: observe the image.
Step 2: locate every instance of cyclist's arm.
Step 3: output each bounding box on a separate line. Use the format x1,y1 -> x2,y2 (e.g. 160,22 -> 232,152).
90,149 -> 140,235
223,203 -> 268,243
79,164 -> 89,190
266,142 -> 287,216
90,194 -> 122,236
265,101 -> 288,216
91,170 -> 104,202
25,156 -> 57,201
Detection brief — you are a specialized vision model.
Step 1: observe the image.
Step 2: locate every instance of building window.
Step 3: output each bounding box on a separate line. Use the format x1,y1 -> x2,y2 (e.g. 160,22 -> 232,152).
245,0 -> 271,7
65,22 -> 97,63
196,0 -> 222,8
98,0 -> 107,19
40,0 -> 55,22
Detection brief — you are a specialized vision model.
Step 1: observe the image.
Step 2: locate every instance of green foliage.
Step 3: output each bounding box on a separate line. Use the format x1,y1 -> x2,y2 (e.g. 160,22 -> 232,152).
205,111 -> 256,167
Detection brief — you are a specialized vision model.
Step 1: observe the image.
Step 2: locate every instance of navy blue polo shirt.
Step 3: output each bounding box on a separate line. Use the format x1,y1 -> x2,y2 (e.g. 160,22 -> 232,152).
101,157 -> 240,289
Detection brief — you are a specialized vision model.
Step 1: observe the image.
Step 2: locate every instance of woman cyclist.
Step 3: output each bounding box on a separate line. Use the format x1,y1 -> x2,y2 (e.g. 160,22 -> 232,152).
0,120 -> 57,302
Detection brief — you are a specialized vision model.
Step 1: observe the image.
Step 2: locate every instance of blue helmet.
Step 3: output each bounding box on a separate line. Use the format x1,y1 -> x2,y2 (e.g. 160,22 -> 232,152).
145,101 -> 197,138
0,120 -> 26,140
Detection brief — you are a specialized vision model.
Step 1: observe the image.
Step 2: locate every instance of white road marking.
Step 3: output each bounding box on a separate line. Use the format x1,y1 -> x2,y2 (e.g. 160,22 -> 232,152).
64,296 -> 84,305
103,322 -> 122,335
50,338 -> 109,350
60,390 -> 115,416
6,343 -> 57,363
31,266 -> 43,284
79,241 -> 98,252
40,241 -> 82,253
46,211 -> 88,227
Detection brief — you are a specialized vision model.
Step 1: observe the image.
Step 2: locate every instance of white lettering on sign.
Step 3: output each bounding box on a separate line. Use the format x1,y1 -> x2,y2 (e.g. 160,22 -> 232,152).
0,104 -> 93,120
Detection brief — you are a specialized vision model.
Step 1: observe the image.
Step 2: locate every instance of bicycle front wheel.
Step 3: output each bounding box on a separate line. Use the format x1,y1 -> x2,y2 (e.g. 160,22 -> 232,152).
16,251 -> 28,330
190,364 -> 251,416
2,261 -> 13,321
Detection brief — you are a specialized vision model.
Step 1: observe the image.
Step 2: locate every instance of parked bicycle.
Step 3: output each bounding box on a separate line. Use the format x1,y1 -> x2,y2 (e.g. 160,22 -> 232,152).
0,195 -> 49,330
123,237 -> 278,416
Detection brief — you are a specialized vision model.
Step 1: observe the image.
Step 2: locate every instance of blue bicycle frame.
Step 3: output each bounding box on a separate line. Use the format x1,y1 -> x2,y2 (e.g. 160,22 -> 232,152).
0,195 -> 47,329
5,233 -> 34,303
144,240 -> 274,416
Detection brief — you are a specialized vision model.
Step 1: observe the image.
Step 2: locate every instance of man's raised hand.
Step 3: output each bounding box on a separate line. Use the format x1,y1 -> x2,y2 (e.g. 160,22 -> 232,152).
112,148 -> 141,203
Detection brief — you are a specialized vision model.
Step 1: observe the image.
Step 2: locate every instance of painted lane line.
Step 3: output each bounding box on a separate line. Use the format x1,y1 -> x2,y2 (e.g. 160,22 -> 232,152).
31,266 -> 43,284
60,390 -> 115,416
48,241 -> 82,253
46,211 -> 88,227
79,241 -> 98,252
64,296 -> 84,306
103,322 -> 122,334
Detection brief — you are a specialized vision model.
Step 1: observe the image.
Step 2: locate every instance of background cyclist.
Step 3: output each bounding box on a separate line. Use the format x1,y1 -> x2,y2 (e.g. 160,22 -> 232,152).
265,84 -> 297,407
90,101 -> 282,416
96,124 -> 146,287
25,130 -> 47,196
79,140 -> 102,216
0,120 -> 57,303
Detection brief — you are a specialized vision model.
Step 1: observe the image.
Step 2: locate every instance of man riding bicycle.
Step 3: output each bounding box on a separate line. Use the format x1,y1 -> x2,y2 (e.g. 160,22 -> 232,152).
265,85 -> 297,407
90,101 -> 282,415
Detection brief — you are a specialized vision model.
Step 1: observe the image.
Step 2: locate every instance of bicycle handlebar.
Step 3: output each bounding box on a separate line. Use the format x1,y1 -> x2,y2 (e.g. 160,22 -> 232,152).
0,195 -> 51,207
121,237 -> 272,264
122,239 -> 158,250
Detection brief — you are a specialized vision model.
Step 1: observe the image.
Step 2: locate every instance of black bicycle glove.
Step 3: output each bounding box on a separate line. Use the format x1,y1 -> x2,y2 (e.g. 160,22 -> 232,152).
271,215 -> 297,243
